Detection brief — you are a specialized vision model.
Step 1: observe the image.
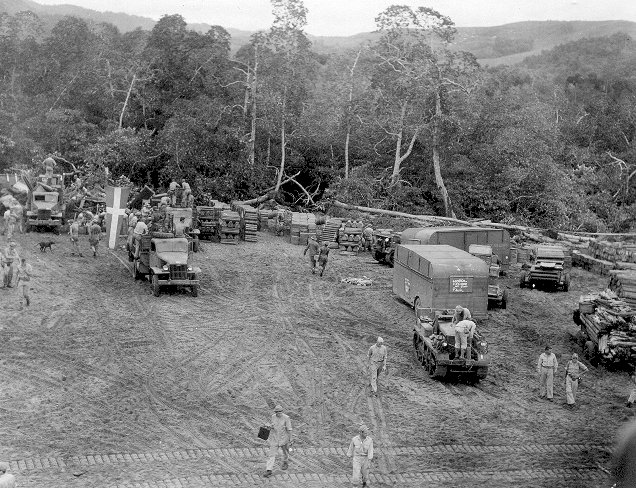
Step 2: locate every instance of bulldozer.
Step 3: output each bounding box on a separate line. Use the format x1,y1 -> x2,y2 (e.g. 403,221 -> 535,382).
372,229 -> 400,266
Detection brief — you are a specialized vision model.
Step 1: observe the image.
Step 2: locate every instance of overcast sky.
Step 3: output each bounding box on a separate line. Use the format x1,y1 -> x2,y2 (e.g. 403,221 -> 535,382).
34,0 -> 636,36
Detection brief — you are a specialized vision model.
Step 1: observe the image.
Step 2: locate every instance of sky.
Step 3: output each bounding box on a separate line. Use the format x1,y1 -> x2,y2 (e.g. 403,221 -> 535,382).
33,0 -> 636,36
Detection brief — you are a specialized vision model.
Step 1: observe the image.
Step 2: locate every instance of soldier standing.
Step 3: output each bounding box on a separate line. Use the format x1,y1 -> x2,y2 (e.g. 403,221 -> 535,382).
361,226 -> 374,252
537,345 -> 558,401
303,236 -> 320,274
181,179 -> 191,207
168,180 -> 180,206
263,405 -> 293,478
69,219 -> 83,257
367,337 -> 387,395
3,242 -> 19,288
16,257 -> 33,309
347,424 -> 373,488
564,353 -> 588,408
454,319 -> 476,360
88,219 -> 102,257
126,211 -> 138,253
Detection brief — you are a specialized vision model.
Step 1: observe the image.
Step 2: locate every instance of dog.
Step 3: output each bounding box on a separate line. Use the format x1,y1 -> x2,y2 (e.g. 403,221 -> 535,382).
38,241 -> 55,252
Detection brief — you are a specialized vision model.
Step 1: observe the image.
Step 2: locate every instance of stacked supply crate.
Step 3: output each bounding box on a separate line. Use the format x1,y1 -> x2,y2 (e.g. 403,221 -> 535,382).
321,218 -> 342,247
232,202 -> 258,242
219,210 -> 241,244
196,206 -> 217,241
258,209 -> 269,231
290,212 -> 316,245
339,220 -> 364,253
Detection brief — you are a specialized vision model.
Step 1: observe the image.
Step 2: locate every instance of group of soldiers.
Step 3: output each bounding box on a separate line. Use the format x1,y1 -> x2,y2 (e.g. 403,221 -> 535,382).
0,241 -> 33,309
68,214 -> 104,258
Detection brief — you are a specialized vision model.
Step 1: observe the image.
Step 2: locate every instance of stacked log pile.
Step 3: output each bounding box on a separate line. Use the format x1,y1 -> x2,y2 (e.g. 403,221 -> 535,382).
290,212 -> 316,245
219,210 -> 241,244
578,289 -> 636,365
572,250 -> 615,276
588,240 -> 636,264
339,220 -> 364,253
609,270 -> 636,309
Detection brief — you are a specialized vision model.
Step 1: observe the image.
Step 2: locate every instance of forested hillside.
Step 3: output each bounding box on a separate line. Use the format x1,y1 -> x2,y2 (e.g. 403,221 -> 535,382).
1,3 -> 635,231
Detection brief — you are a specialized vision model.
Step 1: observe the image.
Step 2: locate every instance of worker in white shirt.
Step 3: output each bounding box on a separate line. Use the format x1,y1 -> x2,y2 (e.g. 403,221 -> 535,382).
537,345 -> 558,401
133,217 -> 149,258
454,319 -> 476,360
347,424 -> 373,487
367,337 -> 387,395
181,179 -> 191,207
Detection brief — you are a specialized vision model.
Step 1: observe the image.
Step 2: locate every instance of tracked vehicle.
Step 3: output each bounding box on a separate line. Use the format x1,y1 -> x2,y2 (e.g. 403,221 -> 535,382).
413,308 -> 490,380
519,245 -> 570,291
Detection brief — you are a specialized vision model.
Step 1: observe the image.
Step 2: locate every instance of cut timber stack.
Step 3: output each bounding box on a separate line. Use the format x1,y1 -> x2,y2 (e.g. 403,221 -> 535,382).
589,239 -> 636,264
219,210 -> 240,244
321,218 -> 342,247
258,209 -> 269,231
290,212 -> 316,245
572,250 -> 615,276
196,206 -> 217,242
339,220 -> 364,253
577,288 -> 636,366
609,270 -> 636,309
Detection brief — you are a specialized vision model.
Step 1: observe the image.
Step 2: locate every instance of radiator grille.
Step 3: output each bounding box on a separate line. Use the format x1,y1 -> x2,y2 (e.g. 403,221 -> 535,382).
169,264 -> 188,280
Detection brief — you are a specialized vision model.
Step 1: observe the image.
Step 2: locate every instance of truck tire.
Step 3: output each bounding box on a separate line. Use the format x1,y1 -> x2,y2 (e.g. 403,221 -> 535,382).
519,272 -> 526,288
413,296 -> 421,312
388,250 -> 395,267
563,274 -> 571,292
501,290 -> 508,309
191,285 -> 198,297
151,274 -> 160,297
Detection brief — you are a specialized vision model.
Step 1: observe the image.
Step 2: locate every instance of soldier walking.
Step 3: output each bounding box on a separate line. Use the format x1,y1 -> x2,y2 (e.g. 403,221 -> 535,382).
367,337 -> 387,396
303,236 -> 320,274
263,405 -> 293,478
88,219 -> 102,257
537,345 -> 558,401
347,424 -> 373,487
317,242 -> 330,277
564,353 -> 588,408
69,219 -> 83,257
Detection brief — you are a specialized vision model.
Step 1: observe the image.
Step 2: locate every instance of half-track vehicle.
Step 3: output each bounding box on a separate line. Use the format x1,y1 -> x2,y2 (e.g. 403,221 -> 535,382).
26,173 -> 65,232
519,245 -> 570,291
130,234 -> 201,297
413,308 -> 490,380
372,229 -> 400,266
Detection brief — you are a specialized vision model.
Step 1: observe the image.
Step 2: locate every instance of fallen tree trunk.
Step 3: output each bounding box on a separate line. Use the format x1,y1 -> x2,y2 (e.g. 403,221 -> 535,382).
239,171 -> 302,206
331,201 -> 471,225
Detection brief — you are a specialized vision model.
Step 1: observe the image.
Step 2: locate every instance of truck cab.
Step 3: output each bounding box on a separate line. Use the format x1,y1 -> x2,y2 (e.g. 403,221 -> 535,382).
26,174 -> 65,231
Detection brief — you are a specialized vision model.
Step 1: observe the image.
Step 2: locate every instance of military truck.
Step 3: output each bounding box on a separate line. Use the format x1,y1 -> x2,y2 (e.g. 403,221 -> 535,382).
372,229 -> 400,266
519,245 -> 570,291
468,244 -> 508,309
26,173 -> 65,232
131,234 -> 201,297
413,308 -> 490,380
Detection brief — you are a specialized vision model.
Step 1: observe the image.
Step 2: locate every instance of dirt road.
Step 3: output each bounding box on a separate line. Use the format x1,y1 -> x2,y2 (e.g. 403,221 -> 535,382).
0,229 -> 630,487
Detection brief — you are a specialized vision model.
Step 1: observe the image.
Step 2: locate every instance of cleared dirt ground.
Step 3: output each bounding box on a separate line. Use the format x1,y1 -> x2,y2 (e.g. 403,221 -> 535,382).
0,227 -> 632,487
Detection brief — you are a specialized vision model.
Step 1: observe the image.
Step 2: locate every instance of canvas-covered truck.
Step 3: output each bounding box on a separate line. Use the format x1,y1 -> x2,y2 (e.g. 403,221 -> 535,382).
400,226 -> 511,275
393,244 -> 490,318
519,245 -> 571,291
413,308 -> 490,380
26,173 -> 65,232
131,234 -> 201,297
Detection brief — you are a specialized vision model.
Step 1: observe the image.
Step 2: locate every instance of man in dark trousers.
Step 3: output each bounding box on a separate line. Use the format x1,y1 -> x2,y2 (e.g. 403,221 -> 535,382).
318,242 -> 330,277
303,236 -> 320,274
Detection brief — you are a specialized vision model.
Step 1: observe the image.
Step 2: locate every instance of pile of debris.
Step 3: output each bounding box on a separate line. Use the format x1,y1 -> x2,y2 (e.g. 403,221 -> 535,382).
578,289 -> 636,365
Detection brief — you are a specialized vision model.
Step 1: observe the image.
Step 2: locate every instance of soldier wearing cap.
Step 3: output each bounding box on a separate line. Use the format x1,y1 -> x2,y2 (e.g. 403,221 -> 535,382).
69,218 -> 83,257
347,424 -> 373,487
367,337 -> 387,395
263,404 -> 293,478
537,345 -> 558,401
0,461 -> 16,488
303,235 -> 320,274
564,352 -> 588,408
3,242 -> 19,288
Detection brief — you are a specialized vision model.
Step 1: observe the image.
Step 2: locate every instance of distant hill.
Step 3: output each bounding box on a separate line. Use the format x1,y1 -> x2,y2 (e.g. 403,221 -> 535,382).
2,0 -> 636,65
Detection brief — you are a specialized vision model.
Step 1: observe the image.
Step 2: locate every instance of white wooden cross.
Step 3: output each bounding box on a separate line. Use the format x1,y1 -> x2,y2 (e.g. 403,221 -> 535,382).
105,186 -> 130,249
